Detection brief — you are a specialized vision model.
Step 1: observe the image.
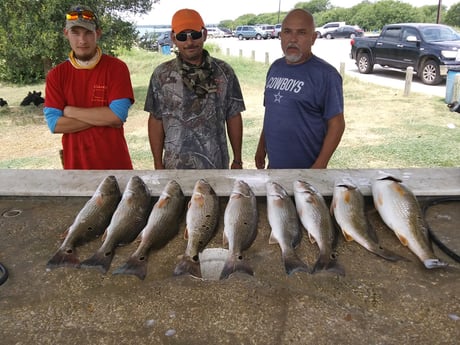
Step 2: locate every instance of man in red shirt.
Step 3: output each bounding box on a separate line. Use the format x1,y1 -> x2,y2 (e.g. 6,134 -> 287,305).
44,5 -> 134,169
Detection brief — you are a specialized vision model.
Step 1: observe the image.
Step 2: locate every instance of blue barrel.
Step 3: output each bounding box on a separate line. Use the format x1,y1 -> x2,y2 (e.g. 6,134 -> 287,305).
161,44 -> 171,55
445,70 -> 460,103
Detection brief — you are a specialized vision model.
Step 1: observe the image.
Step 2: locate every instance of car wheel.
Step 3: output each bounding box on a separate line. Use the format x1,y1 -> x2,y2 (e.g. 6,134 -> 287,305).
256,34 -> 262,40
350,33 -> 356,39
325,33 -> 332,39
238,34 -> 243,40
419,59 -> 442,85
316,31 -> 321,38
357,52 -> 374,74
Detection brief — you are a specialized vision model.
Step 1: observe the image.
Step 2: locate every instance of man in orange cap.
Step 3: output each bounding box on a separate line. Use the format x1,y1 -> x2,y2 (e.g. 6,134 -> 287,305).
144,9 -> 245,169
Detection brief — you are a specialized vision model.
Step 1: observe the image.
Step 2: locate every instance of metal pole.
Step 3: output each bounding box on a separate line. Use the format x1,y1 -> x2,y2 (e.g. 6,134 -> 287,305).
436,0 -> 442,24
278,0 -> 281,23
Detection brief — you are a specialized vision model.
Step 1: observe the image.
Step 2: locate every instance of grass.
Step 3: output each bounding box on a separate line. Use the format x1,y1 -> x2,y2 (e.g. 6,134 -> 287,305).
0,46 -> 459,169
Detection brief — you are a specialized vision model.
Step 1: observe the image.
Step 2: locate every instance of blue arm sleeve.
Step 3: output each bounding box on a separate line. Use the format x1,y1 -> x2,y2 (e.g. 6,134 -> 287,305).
43,107 -> 63,133
109,98 -> 132,122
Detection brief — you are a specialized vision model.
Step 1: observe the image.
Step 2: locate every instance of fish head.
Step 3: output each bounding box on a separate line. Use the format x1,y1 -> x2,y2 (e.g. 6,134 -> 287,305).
231,180 -> 253,198
293,180 -> 319,199
266,181 -> 289,199
164,180 -> 184,198
192,179 -> 217,197
97,175 -> 121,196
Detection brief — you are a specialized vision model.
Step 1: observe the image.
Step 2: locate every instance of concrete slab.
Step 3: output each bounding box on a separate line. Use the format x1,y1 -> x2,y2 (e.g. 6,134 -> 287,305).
0,190 -> 459,344
0,168 -> 459,197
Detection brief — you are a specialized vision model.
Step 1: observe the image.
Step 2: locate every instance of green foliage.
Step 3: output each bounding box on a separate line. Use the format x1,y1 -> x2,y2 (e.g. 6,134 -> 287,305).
444,3 -> 460,27
0,0 -> 155,84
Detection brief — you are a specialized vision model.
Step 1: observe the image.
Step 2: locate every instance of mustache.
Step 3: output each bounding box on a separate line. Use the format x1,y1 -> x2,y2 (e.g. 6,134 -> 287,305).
286,43 -> 300,49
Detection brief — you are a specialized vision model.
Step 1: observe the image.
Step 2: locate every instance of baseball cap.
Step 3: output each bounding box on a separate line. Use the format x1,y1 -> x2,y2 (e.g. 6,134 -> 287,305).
65,5 -> 99,31
171,9 -> 205,33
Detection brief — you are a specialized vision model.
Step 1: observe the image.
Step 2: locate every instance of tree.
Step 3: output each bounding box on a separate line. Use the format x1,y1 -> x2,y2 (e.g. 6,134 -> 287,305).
444,3 -> 460,27
0,0 -> 156,84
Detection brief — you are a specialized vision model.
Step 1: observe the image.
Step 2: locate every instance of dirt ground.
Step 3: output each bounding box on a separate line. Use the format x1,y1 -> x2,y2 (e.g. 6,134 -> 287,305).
0,194 -> 459,345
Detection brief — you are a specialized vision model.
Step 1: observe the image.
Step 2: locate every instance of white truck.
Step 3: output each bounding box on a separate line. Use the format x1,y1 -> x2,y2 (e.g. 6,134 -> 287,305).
315,21 -> 346,38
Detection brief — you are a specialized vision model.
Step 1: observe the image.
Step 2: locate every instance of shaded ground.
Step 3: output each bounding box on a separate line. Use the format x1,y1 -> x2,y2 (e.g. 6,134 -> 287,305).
0,196 -> 459,345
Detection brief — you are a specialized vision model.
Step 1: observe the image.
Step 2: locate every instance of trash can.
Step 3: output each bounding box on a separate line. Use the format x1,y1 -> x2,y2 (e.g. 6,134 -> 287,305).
161,44 -> 171,55
445,69 -> 460,103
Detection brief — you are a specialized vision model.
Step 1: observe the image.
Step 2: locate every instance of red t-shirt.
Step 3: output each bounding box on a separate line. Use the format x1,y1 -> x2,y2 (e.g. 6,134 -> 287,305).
45,54 -> 134,170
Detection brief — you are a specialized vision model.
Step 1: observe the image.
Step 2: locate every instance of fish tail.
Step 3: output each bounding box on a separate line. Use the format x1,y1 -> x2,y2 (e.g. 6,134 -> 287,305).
80,250 -> 115,274
282,252 -> 309,275
173,257 -> 202,278
423,258 -> 449,269
219,256 -> 254,280
373,246 -> 409,262
311,253 -> 345,276
46,248 -> 80,269
112,256 -> 148,280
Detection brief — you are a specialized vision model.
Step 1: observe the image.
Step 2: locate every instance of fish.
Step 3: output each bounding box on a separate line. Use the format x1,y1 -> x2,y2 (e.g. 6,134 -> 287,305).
220,180 -> 258,280
331,179 -> 405,262
80,175 -> 153,274
112,180 -> 186,280
46,175 -> 121,269
293,180 -> 345,276
266,181 -> 309,275
173,179 -> 219,278
371,173 -> 449,269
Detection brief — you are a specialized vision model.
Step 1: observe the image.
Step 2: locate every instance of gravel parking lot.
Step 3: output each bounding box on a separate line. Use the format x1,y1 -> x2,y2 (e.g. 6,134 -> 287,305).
213,37 -> 447,98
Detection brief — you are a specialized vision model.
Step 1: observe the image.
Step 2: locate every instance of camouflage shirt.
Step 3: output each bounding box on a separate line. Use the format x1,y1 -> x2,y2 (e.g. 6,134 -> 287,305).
144,54 -> 245,169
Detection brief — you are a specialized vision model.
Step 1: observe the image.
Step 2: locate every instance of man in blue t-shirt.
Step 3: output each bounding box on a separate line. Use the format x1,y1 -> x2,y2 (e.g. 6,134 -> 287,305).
255,9 -> 345,169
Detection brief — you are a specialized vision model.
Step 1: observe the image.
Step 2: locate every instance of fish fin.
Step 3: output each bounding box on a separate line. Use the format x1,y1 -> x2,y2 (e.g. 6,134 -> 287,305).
173,257 -> 201,278
395,232 -> 409,246
342,229 -> 354,242
307,232 -> 317,244
282,252 -> 309,275
268,231 -> 278,245
112,256 -> 148,280
156,196 -> 170,208
80,249 -> 115,274
329,199 -> 335,217
46,247 -> 80,269
223,232 -> 228,247
219,256 -> 254,280
101,230 -> 108,242
372,246 -> 409,262
59,227 -> 70,240
311,253 -> 345,276
423,259 -> 449,269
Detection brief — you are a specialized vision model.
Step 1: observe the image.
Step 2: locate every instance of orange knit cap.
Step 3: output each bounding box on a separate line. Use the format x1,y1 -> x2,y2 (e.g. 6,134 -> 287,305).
171,9 -> 205,33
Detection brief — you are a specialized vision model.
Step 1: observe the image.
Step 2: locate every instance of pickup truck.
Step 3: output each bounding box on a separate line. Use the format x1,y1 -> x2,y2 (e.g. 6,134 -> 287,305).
350,23 -> 460,85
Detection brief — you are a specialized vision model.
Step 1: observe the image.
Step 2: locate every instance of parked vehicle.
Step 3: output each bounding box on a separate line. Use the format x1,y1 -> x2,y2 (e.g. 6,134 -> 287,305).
234,25 -> 269,40
219,27 -> 233,38
157,32 -> 172,47
275,23 -> 282,38
257,24 -> 276,39
350,23 -> 460,85
207,27 -> 224,38
325,25 -> 364,39
315,22 -> 346,38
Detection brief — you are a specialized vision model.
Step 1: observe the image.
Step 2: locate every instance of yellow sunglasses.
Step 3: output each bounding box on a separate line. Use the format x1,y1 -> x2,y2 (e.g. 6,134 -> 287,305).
66,10 -> 96,21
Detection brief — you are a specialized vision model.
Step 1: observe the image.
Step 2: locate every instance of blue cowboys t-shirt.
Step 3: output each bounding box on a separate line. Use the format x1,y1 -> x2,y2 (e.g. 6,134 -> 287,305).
263,55 -> 343,169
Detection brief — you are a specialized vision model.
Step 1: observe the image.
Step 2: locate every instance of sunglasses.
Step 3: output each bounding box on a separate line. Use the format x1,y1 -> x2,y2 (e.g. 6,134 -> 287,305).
66,10 -> 97,21
174,30 -> 203,42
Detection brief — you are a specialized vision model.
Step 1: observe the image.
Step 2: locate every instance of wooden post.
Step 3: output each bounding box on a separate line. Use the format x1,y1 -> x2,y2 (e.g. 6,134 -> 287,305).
251,50 -> 255,61
265,52 -> 270,65
404,67 -> 414,97
453,74 -> 460,102
339,62 -> 345,78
